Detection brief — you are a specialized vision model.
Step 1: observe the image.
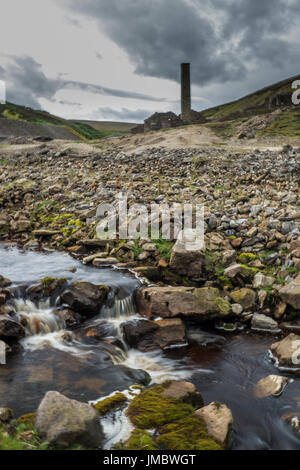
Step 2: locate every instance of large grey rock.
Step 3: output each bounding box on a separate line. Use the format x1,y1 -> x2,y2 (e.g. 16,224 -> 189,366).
136,286 -> 230,321
254,375 -> 288,398
270,333 -> 300,368
0,318 -> 25,340
194,402 -> 233,445
279,275 -> 300,309
122,318 -> 187,351
251,313 -> 279,331
35,391 -> 103,448
60,281 -> 108,318
170,229 -> 204,278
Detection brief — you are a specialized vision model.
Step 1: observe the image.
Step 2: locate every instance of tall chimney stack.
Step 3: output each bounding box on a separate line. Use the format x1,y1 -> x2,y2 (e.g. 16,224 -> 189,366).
181,63 -> 191,121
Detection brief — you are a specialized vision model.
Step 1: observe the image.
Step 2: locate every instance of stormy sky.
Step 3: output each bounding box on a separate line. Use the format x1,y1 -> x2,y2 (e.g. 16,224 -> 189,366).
0,0 -> 299,122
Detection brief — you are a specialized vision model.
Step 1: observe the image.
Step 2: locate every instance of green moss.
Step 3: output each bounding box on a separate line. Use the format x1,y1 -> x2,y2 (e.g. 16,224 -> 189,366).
0,423 -> 49,450
127,384 -> 194,429
153,239 -> 174,261
156,415 -> 223,451
118,429 -> 159,450
41,277 -> 67,296
17,413 -> 36,426
92,392 -> 127,415
215,296 -> 231,316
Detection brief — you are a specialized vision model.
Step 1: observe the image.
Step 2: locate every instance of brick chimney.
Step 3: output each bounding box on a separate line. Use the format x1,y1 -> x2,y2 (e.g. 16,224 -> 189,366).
181,63 -> 191,121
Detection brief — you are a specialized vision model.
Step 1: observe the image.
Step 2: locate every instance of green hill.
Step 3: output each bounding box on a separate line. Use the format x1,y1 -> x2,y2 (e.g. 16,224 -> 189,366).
0,102 -> 136,140
198,73 -> 300,138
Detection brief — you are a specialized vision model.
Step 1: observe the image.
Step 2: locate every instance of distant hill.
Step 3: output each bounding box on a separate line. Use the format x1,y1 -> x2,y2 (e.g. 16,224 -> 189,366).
0,102 -> 137,141
198,73 -> 300,138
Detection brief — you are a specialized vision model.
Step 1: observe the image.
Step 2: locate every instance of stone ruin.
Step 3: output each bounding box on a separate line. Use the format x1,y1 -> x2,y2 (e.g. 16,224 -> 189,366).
132,63 -> 207,134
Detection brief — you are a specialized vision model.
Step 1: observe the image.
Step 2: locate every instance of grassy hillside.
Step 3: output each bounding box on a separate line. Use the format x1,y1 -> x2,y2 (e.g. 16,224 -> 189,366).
198,73 -> 300,139
0,102 -> 135,140
74,120 -> 137,134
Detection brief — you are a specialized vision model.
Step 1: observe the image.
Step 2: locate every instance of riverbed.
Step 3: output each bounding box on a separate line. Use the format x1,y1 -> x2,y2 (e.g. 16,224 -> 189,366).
1,243 -> 300,450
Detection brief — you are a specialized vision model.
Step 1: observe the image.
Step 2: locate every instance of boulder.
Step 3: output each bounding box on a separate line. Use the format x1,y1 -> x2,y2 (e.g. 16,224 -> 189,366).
162,380 -> 204,408
251,313 -> 279,331
60,281 -> 108,318
254,375 -> 288,398
0,275 -> 11,288
122,318 -> 187,351
279,275 -> 300,309
122,319 -> 160,349
229,288 -> 256,309
194,402 -> 233,445
0,318 -> 25,340
270,333 -> 300,368
169,229 -> 204,278
35,391 -> 103,448
136,286 -> 231,321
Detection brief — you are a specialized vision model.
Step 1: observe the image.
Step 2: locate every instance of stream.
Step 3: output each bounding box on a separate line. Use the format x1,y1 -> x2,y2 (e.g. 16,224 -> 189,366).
1,243 -> 300,450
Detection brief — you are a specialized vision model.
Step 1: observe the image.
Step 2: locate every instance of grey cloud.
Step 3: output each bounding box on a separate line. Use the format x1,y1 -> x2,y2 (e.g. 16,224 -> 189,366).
61,0 -> 245,86
60,0 -> 300,89
1,55 -> 164,109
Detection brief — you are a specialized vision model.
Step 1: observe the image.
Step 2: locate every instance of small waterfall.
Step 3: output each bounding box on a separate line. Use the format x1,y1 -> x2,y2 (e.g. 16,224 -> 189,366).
100,294 -> 137,320
14,299 -> 66,335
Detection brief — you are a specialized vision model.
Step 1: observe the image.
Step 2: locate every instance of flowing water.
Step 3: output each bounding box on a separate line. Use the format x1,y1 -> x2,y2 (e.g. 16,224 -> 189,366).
1,243 -> 300,449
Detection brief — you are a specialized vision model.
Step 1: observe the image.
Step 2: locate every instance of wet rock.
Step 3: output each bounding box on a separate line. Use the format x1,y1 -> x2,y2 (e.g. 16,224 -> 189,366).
136,286 -> 231,321
35,391 -> 103,448
0,276 -> 12,288
279,275 -> 300,309
194,402 -> 233,445
254,375 -> 288,398
26,277 -> 67,302
251,314 -> 279,331
0,318 -> 25,340
133,266 -> 162,282
60,281 -> 108,318
162,380 -> 204,408
270,333 -> 300,368
187,328 -> 226,348
122,319 -> 159,349
231,303 -> 243,315
122,318 -> 187,351
57,309 -> 82,327
230,288 -> 256,310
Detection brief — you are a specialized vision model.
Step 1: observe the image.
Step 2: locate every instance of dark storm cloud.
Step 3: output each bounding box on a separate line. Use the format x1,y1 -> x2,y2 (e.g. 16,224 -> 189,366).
60,0 -> 300,87
97,107 -> 152,122
61,0 -> 245,85
1,55 -> 164,109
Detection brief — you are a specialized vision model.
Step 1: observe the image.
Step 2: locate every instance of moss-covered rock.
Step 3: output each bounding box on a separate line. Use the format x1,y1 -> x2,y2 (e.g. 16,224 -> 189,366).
127,383 -> 194,429
17,412 -> 37,426
156,415 -> 223,450
92,393 -> 127,415
118,429 -> 159,450
230,288 -> 256,309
